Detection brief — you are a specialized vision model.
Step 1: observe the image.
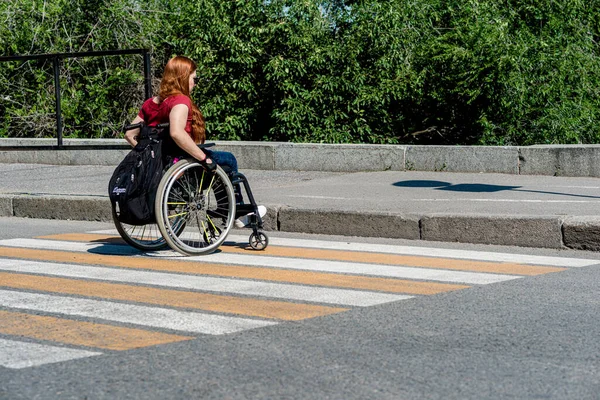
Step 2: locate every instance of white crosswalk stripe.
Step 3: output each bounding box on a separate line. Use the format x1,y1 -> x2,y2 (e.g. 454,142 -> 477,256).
0,238 -> 137,255
0,338 -> 101,369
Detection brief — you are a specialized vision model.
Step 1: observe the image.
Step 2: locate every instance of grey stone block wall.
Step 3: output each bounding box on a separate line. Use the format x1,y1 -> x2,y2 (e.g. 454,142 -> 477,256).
519,145 -> 600,177
4,139 -> 600,177
213,141 -> 276,170
405,146 -> 519,174
0,149 -> 129,165
274,143 -> 406,172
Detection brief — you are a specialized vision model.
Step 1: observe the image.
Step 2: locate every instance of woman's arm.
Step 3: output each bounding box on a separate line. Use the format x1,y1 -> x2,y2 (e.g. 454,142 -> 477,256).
124,115 -> 144,147
169,104 -> 214,166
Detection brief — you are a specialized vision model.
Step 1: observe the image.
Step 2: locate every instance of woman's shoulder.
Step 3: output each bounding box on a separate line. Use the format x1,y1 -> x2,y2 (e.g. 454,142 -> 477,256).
164,94 -> 191,107
141,97 -> 160,109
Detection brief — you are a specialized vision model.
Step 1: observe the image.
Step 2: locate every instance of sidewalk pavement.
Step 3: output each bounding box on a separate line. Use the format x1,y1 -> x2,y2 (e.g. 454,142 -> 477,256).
1,163 -> 600,251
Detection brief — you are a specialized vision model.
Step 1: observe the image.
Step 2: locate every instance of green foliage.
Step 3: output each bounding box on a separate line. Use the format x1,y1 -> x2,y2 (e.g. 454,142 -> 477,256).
0,0 -> 166,138
417,0 -> 600,145
164,0 -> 270,141
1,0 -> 600,144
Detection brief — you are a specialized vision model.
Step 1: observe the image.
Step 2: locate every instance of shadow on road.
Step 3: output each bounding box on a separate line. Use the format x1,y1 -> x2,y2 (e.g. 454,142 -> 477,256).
392,180 -> 600,199
86,237 -> 142,256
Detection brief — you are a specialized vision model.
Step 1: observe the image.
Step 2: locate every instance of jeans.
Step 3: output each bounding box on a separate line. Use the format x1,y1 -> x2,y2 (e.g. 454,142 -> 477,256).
204,149 -> 238,175
204,149 -> 243,204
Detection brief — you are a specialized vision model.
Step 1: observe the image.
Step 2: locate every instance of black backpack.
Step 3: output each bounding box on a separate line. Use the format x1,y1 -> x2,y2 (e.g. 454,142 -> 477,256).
109,124 -> 167,225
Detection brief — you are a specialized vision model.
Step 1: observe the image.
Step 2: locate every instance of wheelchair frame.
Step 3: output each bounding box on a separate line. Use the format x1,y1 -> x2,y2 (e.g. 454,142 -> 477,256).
112,123 -> 268,255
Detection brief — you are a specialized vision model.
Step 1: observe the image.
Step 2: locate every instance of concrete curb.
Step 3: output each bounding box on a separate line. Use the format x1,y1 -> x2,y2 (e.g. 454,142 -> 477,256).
4,139 -> 600,177
3,193 -> 599,251
420,214 -> 564,249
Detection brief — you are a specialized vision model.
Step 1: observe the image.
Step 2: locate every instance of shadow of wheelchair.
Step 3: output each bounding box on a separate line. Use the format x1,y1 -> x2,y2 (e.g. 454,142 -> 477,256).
85,236 -> 235,256
85,236 -> 147,256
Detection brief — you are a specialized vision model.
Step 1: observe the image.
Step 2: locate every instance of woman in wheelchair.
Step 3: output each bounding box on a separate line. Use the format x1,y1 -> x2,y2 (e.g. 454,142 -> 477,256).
116,55 -> 268,255
125,55 -> 266,230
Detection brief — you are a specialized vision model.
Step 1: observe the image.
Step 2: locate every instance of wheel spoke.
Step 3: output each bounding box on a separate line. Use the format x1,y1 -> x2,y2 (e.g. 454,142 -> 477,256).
112,206 -> 166,251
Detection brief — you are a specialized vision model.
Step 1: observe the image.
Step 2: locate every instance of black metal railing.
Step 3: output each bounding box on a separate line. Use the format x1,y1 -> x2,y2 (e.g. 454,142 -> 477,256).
0,49 -> 151,148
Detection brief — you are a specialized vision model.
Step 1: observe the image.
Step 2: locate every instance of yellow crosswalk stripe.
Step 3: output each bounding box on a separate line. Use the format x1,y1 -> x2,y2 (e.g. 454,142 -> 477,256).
0,272 -> 347,321
220,243 -> 566,276
0,310 -> 192,350
40,233 -> 566,276
0,246 -> 469,295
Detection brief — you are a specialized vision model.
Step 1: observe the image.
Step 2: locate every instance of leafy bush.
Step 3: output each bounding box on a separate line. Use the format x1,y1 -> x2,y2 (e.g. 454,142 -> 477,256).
0,0 -> 166,138
419,0 -> 600,145
1,0 -> 600,144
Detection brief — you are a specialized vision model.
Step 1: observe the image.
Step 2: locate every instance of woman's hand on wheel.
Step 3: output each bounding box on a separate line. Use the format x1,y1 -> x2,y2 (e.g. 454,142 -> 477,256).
201,157 -> 217,172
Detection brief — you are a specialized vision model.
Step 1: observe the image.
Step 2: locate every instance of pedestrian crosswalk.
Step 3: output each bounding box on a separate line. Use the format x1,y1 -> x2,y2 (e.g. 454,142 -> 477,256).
0,231 -> 596,369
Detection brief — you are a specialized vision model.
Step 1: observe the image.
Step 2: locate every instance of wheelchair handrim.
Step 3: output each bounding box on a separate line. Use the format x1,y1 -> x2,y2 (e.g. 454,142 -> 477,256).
157,160 -> 236,255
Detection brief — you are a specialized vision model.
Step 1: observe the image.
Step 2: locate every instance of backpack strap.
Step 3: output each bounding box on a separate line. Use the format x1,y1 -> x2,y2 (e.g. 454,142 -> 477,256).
139,124 -> 168,141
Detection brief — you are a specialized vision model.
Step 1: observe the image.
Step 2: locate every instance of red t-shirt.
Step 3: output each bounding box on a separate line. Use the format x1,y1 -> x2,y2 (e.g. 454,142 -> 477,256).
138,94 -> 193,134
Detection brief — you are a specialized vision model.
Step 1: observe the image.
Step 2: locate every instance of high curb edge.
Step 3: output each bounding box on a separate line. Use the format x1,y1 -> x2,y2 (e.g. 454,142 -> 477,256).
2,194 -> 598,251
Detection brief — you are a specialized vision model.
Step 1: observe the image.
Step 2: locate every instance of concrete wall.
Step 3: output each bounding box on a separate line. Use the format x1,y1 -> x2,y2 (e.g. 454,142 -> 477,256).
2,139 -> 600,177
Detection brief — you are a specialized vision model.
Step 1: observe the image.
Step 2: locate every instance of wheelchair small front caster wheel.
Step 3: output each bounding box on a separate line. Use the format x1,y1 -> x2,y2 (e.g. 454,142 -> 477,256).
249,231 -> 269,250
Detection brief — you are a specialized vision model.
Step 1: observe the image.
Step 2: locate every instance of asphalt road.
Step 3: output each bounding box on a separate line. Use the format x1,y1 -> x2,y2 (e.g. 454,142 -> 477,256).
1,217 -> 599,399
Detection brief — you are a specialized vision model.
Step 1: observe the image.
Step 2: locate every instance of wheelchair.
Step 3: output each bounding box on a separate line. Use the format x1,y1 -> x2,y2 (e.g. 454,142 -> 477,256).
112,122 -> 269,256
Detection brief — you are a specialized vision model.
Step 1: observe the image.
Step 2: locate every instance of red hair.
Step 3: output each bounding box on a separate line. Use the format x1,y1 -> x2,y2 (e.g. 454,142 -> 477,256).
158,56 -> 205,143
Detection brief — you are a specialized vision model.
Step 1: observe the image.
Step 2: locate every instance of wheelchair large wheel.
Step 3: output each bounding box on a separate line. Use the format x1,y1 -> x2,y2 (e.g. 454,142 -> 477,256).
112,204 -> 168,251
155,159 -> 236,256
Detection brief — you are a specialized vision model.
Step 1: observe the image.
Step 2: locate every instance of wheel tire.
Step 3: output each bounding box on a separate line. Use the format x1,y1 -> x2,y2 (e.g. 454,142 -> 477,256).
112,204 -> 168,251
249,231 -> 269,250
155,159 -> 236,256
